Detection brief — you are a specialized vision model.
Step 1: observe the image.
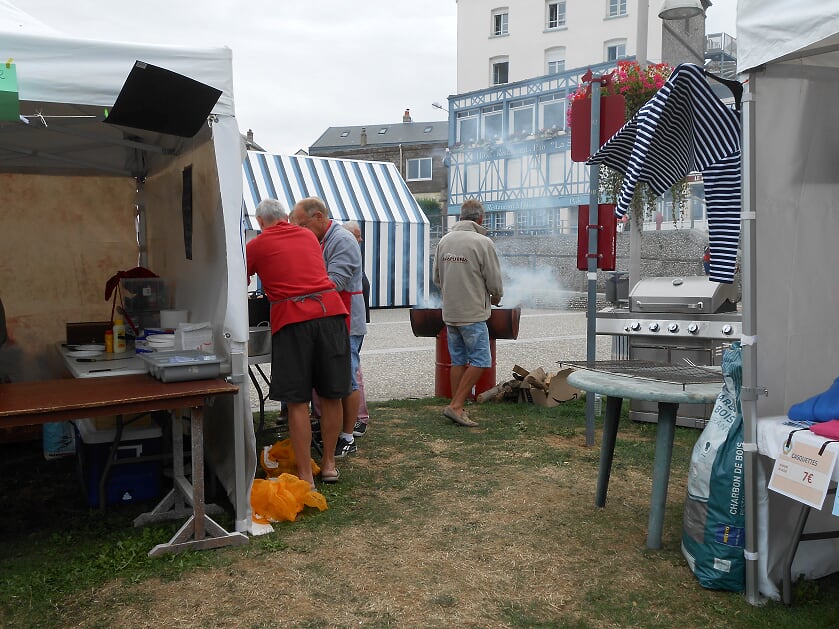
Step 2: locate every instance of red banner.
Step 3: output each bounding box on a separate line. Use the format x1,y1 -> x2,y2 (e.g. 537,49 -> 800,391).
570,94 -> 626,163
576,204 -> 617,271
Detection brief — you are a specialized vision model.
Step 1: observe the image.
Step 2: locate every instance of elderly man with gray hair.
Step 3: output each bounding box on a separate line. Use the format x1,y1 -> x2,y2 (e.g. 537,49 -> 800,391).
433,198 -> 503,427
246,198 -> 350,488
291,197 -> 367,457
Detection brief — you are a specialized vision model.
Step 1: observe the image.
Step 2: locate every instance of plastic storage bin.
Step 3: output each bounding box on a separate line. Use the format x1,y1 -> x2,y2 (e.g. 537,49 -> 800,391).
74,417 -> 162,507
120,277 -> 170,331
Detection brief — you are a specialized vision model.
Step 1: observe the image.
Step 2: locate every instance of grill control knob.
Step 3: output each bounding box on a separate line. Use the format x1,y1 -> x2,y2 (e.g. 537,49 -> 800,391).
649,322 -> 660,332
668,322 -> 679,333
630,321 -> 641,331
722,324 -> 734,336
687,323 -> 699,335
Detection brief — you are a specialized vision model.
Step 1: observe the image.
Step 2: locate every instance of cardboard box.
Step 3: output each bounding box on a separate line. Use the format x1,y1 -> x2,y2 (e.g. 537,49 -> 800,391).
66,321 -> 112,345
74,418 -> 162,507
520,368 -> 583,407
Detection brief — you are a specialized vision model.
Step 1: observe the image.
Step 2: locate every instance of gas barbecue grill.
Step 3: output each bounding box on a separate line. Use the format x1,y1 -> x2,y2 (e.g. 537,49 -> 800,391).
595,276 -> 741,428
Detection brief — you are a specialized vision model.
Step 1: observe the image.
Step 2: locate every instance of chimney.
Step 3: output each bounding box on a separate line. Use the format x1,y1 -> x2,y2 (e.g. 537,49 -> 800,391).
403,108 -> 412,123
246,129 -> 254,143
360,127 -> 367,146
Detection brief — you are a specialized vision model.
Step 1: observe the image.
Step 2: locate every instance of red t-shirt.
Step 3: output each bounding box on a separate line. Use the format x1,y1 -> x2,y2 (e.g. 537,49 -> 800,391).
246,221 -> 347,332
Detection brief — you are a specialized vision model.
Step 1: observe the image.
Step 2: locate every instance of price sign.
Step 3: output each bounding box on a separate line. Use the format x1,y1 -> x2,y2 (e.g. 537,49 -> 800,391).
768,439 -> 837,509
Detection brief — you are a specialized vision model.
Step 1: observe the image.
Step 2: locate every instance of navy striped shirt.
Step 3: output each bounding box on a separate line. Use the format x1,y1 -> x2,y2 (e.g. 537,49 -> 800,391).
588,63 -> 741,283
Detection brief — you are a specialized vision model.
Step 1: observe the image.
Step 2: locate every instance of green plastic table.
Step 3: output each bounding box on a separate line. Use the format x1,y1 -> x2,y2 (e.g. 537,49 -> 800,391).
567,368 -> 721,549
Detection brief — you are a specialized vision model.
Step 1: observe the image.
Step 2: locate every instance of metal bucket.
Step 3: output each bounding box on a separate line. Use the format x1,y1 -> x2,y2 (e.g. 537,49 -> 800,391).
248,325 -> 271,356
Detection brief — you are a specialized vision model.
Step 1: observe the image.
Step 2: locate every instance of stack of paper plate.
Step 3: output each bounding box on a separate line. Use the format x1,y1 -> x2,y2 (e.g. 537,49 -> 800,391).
147,333 -> 175,350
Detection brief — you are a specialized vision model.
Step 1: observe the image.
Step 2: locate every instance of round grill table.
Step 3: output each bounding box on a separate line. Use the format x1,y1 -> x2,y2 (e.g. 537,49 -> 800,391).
567,366 -> 721,549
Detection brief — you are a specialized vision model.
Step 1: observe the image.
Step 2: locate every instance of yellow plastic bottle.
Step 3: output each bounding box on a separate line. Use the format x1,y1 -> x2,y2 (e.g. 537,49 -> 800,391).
113,318 -> 127,353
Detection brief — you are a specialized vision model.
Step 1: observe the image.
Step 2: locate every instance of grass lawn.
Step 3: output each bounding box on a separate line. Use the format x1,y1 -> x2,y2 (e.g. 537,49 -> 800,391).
1,397 -> 837,628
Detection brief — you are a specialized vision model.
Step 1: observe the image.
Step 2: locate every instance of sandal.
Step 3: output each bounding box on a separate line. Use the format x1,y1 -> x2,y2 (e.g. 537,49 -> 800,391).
321,469 -> 340,484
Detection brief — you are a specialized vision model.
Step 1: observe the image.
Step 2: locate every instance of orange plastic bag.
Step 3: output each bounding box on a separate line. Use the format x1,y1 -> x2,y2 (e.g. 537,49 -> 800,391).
260,438 -> 320,477
251,474 -> 328,524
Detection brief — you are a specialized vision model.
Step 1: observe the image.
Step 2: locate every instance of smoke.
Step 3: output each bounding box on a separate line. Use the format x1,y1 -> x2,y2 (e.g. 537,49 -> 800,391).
499,260 -> 571,309
415,293 -> 443,309
417,261 -> 570,309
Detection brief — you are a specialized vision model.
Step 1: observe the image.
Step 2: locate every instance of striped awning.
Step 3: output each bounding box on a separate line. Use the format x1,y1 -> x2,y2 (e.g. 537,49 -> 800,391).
242,152 -> 430,308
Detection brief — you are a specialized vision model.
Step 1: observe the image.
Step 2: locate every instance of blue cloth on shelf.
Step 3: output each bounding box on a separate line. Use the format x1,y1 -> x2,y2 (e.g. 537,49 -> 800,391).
788,377 -> 839,422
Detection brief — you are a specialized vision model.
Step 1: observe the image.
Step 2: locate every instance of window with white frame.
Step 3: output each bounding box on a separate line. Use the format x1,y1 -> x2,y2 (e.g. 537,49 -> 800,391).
482,104 -> 503,141
607,0 -> 627,18
406,157 -> 433,181
457,110 -> 479,144
510,98 -> 535,137
491,57 -> 509,85
545,46 -> 566,75
546,1 -> 566,29
605,39 -> 627,62
491,8 -> 509,36
540,94 -> 566,131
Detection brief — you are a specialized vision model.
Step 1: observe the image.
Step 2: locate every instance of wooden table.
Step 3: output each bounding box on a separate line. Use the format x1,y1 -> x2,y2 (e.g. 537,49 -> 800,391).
567,367 -> 721,549
0,374 -> 248,556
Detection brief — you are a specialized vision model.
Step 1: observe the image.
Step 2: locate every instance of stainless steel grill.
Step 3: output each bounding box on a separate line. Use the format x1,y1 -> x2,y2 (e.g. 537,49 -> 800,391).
595,276 -> 740,428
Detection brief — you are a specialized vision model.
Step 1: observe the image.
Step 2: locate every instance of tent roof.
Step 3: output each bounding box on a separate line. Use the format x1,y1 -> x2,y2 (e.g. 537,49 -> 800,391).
0,4 -> 235,177
737,0 -> 839,72
242,152 -> 429,226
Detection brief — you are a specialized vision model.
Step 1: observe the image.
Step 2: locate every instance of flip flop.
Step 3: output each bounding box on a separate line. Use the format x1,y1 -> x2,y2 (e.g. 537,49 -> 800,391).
443,406 -> 478,427
321,469 -> 340,484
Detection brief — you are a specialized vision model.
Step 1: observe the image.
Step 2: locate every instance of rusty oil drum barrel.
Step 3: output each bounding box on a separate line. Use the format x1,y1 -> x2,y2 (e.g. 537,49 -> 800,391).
412,307 -> 519,399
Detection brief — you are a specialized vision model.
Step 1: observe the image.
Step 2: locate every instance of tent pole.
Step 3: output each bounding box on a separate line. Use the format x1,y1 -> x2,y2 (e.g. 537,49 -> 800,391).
584,78 -> 602,448
136,177 -> 148,268
740,74 -> 761,606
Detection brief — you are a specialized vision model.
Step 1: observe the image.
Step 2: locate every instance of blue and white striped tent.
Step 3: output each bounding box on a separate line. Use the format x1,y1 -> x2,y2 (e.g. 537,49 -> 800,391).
242,152 -> 430,308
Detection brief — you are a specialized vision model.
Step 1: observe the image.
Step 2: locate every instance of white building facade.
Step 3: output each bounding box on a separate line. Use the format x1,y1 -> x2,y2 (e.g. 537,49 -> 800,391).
457,0 -> 664,93
447,0 -> 717,234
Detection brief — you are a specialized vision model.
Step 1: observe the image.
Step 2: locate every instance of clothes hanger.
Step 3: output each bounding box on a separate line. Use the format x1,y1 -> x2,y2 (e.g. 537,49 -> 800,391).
703,69 -> 743,114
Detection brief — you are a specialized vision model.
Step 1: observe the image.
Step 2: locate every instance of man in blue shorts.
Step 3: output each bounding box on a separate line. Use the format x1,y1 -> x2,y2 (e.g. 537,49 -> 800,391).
433,198 -> 504,427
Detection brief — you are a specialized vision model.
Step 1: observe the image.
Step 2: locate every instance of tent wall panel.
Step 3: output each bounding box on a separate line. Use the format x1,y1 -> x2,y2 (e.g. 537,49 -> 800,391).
0,173 -> 136,378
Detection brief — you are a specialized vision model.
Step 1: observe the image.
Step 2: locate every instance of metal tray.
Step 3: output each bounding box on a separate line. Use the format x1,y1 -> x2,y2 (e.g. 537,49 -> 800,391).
139,350 -> 222,383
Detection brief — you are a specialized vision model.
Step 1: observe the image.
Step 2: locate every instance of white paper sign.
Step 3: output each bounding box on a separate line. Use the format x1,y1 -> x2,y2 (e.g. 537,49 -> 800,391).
768,439 -> 838,509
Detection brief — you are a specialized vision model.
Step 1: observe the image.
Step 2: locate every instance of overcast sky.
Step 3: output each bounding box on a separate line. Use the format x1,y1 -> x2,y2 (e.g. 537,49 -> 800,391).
21,0 -> 736,156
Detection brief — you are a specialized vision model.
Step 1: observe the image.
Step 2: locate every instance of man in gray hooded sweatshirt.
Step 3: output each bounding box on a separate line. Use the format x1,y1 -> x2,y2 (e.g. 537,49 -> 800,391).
433,199 -> 503,427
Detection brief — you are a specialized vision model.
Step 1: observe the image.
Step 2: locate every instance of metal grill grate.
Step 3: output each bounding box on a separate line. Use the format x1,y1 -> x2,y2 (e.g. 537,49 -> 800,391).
560,359 -> 723,386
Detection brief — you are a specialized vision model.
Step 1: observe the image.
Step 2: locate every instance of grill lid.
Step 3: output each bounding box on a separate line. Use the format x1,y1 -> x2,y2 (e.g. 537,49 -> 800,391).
629,276 -> 738,314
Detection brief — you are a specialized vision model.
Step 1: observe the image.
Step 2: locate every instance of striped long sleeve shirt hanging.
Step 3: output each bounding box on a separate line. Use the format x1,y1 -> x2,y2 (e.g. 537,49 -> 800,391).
588,63 -> 741,283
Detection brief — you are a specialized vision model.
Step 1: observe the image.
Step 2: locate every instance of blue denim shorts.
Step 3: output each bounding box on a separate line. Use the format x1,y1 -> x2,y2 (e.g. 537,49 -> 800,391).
446,322 -> 491,368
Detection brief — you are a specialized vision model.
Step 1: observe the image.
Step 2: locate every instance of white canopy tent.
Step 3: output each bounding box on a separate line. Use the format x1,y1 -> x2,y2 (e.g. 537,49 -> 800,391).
738,0 -> 839,603
0,4 -> 255,533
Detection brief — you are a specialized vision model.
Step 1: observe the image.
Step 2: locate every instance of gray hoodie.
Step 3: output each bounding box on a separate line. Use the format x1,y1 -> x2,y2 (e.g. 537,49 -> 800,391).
433,220 -> 503,325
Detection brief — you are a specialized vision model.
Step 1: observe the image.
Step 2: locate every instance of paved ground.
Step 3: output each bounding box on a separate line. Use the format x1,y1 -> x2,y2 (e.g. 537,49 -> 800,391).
247,306 -> 612,411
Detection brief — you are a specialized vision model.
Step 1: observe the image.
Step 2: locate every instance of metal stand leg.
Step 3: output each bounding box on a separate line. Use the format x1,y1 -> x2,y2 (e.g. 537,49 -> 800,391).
138,405 -> 248,555
647,402 -> 678,549
596,396 -> 623,507
781,502 -> 811,605
248,366 -> 266,435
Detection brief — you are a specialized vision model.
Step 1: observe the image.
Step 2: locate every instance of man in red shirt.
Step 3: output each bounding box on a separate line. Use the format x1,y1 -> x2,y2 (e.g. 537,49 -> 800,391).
246,199 -> 350,487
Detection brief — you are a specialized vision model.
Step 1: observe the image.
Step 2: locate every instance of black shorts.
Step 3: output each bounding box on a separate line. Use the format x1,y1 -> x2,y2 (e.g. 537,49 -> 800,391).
269,315 -> 351,403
